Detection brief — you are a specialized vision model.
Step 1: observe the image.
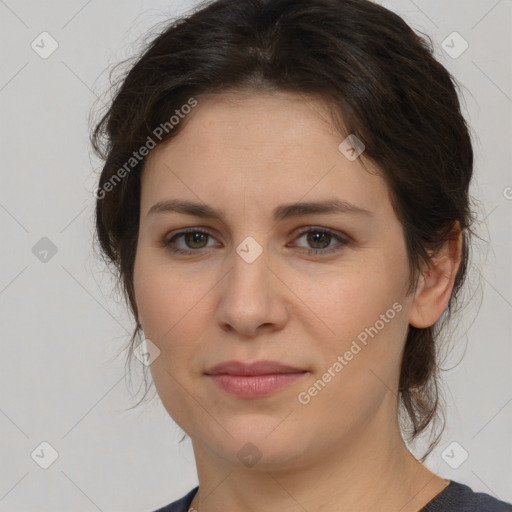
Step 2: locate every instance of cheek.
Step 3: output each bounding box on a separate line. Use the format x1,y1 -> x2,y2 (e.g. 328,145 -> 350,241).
133,252 -> 201,349
293,268 -> 408,435
133,250 -> 227,379
294,260 -> 406,339
134,248 -> 204,330
289,252 -> 410,398
133,253 -> 210,428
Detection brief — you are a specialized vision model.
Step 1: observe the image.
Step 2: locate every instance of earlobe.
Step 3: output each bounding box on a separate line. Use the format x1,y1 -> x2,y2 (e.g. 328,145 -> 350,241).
408,223 -> 463,328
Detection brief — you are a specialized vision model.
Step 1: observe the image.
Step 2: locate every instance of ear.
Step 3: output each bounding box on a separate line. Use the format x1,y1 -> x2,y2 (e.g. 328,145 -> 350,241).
408,222 -> 463,328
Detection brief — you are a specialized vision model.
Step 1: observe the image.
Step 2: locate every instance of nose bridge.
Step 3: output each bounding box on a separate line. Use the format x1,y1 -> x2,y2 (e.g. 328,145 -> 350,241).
228,235 -> 269,299
215,234 -> 285,334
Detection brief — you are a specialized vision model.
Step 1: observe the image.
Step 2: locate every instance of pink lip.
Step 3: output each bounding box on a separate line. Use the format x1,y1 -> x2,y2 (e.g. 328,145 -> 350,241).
205,360 -> 308,398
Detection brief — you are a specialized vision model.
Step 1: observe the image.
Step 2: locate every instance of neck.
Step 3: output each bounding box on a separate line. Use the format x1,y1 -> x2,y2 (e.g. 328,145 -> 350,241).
188,412 -> 448,512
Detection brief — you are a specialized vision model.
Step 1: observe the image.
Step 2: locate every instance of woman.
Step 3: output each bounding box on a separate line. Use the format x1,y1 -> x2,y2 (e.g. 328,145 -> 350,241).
91,0 -> 511,510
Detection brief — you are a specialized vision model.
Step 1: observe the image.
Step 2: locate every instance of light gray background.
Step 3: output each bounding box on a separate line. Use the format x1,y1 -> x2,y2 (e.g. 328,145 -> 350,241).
1,0 -> 511,510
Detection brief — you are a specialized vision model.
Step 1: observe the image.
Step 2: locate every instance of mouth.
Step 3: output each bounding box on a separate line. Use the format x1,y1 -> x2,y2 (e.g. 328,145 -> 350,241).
204,360 -> 309,398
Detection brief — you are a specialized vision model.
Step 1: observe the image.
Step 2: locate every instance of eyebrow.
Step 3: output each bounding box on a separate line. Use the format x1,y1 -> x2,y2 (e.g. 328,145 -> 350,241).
146,198 -> 373,221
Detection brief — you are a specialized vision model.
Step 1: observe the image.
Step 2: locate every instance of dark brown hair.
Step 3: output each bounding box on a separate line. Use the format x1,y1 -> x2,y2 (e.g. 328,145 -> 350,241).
91,0 -> 475,460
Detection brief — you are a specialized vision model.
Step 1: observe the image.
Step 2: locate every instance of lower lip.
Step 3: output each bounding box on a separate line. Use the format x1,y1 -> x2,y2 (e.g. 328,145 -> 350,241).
207,373 -> 306,398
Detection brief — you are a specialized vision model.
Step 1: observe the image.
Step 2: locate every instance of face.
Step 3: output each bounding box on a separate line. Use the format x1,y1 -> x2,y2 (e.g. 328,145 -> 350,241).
133,91 -> 417,469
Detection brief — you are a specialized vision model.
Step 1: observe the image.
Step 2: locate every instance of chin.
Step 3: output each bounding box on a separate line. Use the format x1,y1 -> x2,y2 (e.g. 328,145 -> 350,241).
197,418 -> 315,469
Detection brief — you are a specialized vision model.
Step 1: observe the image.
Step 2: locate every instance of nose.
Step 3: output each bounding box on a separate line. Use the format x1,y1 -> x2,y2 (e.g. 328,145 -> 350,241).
215,244 -> 289,338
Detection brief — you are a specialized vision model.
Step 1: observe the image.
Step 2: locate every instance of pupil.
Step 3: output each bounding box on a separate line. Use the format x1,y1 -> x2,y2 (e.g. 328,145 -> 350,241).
186,232 -> 207,248
308,232 -> 330,248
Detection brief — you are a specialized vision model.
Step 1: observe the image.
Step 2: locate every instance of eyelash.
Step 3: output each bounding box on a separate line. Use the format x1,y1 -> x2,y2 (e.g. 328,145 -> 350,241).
161,227 -> 349,256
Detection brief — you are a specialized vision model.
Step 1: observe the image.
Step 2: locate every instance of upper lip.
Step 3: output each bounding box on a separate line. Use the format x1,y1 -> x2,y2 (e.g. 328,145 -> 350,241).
205,360 -> 307,376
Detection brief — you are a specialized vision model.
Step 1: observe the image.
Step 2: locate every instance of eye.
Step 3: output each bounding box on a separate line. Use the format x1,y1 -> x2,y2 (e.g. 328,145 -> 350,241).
290,227 -> 349,255
162,228 -> 219,254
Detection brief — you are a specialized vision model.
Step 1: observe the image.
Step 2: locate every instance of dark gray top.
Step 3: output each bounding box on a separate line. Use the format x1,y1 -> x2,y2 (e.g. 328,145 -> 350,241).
152,480 -> 512,511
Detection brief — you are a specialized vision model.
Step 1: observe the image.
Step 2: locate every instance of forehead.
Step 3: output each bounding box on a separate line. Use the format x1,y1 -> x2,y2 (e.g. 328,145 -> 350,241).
141,91 -> 391,218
